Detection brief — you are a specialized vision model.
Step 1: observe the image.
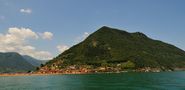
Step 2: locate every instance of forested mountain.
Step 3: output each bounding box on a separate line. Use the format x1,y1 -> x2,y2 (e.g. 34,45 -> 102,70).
42,26 -> 185,72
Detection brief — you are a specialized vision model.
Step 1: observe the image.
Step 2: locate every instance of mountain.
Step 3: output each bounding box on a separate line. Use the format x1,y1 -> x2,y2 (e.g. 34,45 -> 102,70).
41,26 -> 185,73
0,52 -> 35,73
23,55 -> 49,67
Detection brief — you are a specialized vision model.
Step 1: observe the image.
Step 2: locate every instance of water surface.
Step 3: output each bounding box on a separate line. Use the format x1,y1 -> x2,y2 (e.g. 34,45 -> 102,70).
0,72 -> 185,90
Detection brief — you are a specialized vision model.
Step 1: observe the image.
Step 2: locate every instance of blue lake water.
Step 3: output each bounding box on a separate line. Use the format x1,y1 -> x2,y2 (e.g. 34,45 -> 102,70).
0,71 -> 185,90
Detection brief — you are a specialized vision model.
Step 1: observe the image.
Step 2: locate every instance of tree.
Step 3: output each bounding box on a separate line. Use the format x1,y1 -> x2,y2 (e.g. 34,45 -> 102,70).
40,64 -> 44,67
36,67 -> 40,71
120,61 -> 135,69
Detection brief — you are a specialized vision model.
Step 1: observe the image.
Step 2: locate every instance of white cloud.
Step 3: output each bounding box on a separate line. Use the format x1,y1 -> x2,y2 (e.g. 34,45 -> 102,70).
83,32 -> 89,39
0,27 -> 38,46
56,32 -> 89,54
40,32 -> 53,40
8,27 -> 38,39
57,45 -> 69,53
75,32 -> 89,44
0,27 -> 53,60
19,45 -> 52,60
20,8 -> 32,14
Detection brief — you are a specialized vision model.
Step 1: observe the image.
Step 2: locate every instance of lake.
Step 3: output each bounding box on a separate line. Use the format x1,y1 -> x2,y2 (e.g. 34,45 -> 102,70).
0,72 -> 185,90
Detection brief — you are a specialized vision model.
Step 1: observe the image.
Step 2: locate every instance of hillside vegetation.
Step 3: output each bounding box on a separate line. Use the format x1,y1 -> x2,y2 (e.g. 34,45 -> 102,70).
43,26 -> 185,72
0,52 -> 35,73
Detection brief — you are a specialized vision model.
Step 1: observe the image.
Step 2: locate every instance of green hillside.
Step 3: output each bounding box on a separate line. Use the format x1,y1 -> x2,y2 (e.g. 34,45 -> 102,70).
44,26 -> 185,72
0,52 -> 35,73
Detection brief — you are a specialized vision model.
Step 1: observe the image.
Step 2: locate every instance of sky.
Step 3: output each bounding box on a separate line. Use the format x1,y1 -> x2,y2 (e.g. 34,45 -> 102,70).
0,0 -> 185,60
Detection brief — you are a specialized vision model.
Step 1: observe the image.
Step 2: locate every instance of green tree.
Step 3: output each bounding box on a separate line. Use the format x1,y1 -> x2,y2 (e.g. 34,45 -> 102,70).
120,61 -> 135,69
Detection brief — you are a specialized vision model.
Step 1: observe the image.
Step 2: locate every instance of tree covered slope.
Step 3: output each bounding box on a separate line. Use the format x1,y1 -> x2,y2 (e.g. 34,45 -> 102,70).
0,52 -> 35,73
44,26 -> 185,71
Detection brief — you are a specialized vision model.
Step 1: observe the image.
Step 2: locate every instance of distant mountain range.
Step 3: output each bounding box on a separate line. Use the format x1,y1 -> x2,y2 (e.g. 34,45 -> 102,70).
23,55 -> 49,67
0,52 -> 49,73
41,26 -> 185,73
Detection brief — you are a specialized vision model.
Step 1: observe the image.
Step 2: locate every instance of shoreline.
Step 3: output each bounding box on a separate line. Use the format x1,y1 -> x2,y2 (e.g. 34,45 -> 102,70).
0,70 -> 184,77
0,73 -> 62,77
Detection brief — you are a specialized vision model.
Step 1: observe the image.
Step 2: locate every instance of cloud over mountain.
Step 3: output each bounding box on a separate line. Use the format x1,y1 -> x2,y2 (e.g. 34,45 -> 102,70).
57,45 -> 69,53
0,27 -> 53,60
75,32 -> 89,44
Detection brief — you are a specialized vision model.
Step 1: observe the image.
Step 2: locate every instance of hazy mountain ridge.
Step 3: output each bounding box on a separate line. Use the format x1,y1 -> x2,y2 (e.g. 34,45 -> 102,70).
23,55 -> 49,67
0,52 -> 35,73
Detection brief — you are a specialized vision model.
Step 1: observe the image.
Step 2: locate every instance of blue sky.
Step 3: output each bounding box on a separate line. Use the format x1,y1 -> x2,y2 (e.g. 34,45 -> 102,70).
0,0 -> 185,59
